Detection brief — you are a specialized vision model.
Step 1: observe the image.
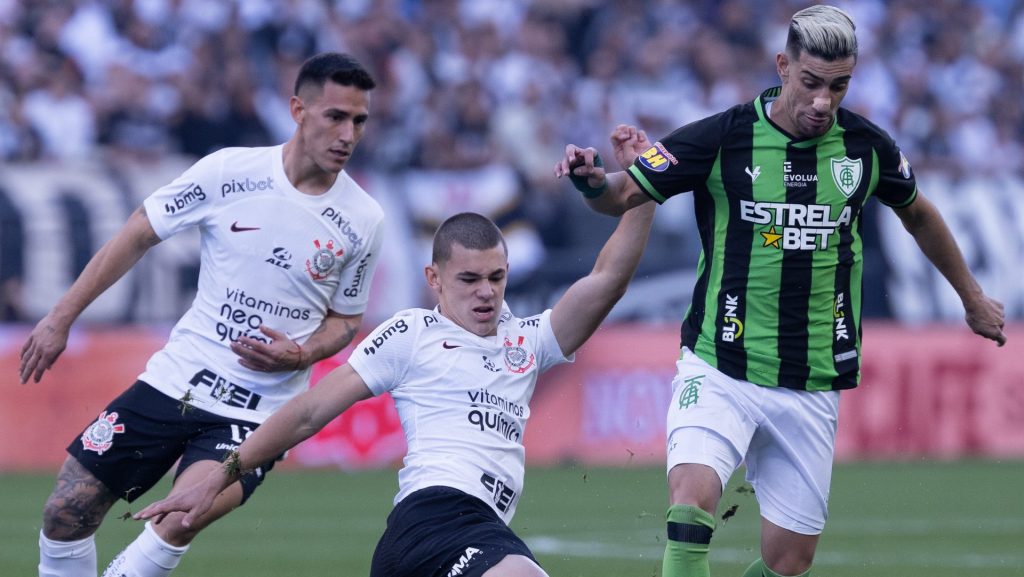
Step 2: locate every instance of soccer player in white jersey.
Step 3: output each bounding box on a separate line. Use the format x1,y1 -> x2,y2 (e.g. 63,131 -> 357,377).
136,128 -> 656,577
18,52 -> 385,577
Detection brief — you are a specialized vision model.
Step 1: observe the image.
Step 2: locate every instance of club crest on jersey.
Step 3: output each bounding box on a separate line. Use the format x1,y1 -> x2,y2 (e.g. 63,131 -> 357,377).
305,239 -> 344,281
81,411 -> 125,455
830,156 -> 862,198
502,336 -> 535,374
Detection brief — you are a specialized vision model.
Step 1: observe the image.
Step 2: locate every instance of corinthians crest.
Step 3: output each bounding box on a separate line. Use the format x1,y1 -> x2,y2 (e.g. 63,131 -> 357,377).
305,239 -> 345,281
81,411 -> 125,455
830,156 -> 862,198
502,335 -> 535,374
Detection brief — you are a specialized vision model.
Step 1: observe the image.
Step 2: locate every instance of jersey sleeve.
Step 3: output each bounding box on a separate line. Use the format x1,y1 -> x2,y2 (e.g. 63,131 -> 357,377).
873,139 -> 918,208
142,150 -> 225,239
329,212 -> 384,316
531,309 -> 574,373
626,113 -> 725,204
347,310 -> 417,396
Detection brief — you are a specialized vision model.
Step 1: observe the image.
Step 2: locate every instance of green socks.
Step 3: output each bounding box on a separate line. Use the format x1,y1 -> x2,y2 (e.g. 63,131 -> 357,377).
740,558 -> 811,577
662,507 -> 813,577
662,504 -> 716,577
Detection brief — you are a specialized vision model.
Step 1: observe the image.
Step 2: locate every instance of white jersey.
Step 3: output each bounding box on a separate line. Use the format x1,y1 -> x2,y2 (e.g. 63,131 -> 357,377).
140,145 -> 384,423
348,305 -> 572,524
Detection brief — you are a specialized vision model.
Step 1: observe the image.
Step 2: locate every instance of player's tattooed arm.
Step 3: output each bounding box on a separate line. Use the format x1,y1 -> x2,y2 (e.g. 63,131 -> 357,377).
296,311 -> 362,365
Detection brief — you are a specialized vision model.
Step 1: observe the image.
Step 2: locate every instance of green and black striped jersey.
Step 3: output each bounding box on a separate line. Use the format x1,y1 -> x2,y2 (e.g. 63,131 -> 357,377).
627,86 -> 917,391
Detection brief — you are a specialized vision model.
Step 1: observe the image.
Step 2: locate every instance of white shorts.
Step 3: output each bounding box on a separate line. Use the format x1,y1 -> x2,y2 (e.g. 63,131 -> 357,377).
666,348 -> 840,535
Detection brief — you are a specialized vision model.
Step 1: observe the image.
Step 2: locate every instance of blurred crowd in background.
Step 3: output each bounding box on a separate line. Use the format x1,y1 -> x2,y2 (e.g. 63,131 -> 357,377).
1,0 -> 1022,324
3,0 -> 1022,168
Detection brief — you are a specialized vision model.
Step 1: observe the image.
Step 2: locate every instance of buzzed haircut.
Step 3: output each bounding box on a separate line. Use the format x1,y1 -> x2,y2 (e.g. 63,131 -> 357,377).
786,5 -> 858,61
432,213 -> 508,264
294,52 -> 376,96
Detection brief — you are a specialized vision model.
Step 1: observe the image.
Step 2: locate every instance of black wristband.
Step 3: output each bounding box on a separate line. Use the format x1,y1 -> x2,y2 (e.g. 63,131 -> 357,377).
568,153 -> 608,199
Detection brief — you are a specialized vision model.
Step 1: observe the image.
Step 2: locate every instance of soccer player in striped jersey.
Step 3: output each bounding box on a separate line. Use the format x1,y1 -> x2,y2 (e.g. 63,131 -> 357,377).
555,5 -> 1006,577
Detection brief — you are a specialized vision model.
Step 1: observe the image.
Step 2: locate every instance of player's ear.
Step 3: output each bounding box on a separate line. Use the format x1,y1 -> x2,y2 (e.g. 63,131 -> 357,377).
424,264 -> 441,292
290,95 -> 305,124
776,52 -> 789,82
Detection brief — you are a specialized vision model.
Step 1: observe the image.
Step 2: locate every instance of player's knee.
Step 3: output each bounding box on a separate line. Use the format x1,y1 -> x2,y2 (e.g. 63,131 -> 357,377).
761,519 -> 818,575
668,463 -> 721,513
762,546 -> 814,575
152,513 -> 202,546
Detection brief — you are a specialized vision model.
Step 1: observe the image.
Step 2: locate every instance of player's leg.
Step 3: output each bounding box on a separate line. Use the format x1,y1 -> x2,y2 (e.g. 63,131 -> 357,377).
101,411 -> 273,577
38,455 -> 119,577
664,462 -> 723,577
42,382 -> 189,577
663,349 -> 757,577
738,520 -> 818,577
101,460 -> 247,577
740,387 -> 840,577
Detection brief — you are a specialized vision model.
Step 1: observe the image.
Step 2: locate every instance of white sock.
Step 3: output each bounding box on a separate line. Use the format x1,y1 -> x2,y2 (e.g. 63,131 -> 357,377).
39,531 -> 97,577
101,522 -> 189,577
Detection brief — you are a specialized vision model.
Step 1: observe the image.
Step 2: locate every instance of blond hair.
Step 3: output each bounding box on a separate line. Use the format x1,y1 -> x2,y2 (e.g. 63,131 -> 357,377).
786,5 -> 858,61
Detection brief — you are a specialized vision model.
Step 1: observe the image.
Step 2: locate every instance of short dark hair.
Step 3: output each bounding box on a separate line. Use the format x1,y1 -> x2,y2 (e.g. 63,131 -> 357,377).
432,213 -> 507,264
294,52 -> 376,96
786,5 -> 858,61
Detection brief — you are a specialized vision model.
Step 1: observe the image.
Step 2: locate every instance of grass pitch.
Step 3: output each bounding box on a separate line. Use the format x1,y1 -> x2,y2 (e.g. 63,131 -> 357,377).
2,461 -> 1022,576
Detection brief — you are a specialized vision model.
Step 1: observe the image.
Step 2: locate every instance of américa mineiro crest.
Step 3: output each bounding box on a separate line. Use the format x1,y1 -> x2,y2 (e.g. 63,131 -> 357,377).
830,156 -> 862,198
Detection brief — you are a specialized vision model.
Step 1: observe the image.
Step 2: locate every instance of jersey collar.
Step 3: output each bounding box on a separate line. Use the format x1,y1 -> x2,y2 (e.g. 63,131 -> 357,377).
755,86 -> 839,149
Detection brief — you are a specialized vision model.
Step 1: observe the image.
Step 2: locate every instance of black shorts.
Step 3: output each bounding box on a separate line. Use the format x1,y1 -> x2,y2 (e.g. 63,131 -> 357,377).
68,380 -> 277,503
370,486 -> 538,577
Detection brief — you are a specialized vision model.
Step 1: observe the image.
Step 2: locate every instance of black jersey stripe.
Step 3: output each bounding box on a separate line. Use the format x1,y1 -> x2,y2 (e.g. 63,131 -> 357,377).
681,185 -> 714,352
711,121 -> 756,379
775,143 -> 818,386
829,129 -> 875,389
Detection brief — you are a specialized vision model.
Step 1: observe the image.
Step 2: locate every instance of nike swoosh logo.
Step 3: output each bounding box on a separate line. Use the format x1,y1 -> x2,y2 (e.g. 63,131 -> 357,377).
442,341 -> 461,349
230,222 -> 260,232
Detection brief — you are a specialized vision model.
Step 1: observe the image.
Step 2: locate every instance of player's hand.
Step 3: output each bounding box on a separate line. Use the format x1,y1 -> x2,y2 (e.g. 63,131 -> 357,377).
133,477 -> 221,528
231,325 -> 305,372
610,124 -> 651,169
19,314 -> 71,384
554,144 -> 606,189
964,294 -> 1007,346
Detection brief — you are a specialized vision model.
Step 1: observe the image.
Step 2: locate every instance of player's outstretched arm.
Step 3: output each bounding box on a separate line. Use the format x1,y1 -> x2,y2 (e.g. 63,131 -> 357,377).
231,311 -> 363,373
894,192 -> 1006,346
549,201 -> 655,357
19,206 -> 162,384
135,363 -> 373,527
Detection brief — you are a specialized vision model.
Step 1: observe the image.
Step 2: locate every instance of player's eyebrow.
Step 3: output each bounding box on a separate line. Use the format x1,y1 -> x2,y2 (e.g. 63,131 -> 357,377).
801,69 -> 852,85
456,269 -> 505,280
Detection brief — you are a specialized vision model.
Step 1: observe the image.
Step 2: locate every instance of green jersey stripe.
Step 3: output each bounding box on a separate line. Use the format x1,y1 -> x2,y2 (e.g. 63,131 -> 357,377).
627,165 -> 666,203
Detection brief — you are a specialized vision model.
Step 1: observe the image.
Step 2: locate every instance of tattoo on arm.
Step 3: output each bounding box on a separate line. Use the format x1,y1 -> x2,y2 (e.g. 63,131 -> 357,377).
338,321 -> 359,349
